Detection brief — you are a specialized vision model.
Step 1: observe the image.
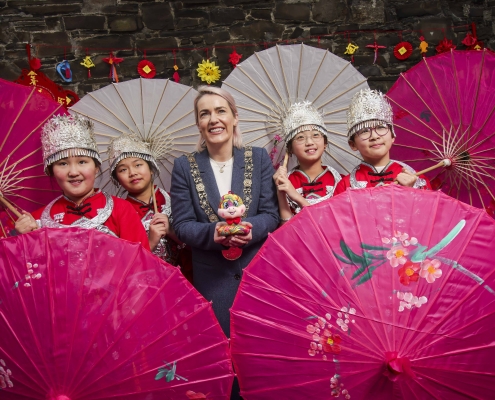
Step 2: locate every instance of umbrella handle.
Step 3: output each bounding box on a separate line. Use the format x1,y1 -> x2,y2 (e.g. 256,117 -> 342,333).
151,184 -> 158,214
283,152 -> 289,168
0,195 -> 21,218
415,159 -> 451,176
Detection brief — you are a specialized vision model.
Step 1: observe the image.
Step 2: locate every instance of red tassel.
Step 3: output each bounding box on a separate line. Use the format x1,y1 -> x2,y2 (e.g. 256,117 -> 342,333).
173,71 -> 180,83
65,68 -> 71,79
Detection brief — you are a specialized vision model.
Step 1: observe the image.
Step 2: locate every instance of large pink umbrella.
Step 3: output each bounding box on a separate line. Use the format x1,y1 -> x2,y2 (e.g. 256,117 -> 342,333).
230,185 -> 495,399
0,78 -> 66,237
386,49 -> 495,210
0,227 -> 233,399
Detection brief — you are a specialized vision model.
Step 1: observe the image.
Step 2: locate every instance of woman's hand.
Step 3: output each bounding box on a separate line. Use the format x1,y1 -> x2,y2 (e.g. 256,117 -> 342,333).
15,211 -> 38,234
214,222 -> 232,247
149,213 -> 170,250
395,169 -> 418,187
229,221 -> 253,248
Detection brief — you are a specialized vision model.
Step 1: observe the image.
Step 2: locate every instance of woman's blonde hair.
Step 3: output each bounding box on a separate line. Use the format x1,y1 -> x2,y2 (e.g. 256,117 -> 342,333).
194,86 -> 243,152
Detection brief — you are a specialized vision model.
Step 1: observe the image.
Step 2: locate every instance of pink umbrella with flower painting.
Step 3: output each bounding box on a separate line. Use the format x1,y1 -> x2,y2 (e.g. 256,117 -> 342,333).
230,185 -> 495,399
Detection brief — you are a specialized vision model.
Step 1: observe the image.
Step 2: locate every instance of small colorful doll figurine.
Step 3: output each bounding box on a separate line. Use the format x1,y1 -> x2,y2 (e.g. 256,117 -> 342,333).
216,192 -> 251,237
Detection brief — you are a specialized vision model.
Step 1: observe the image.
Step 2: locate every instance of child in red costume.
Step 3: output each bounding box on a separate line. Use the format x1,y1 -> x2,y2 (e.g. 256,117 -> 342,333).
273,102 -> 342,222
108,133 -> 192,282
334,89 -> 431,194
14,115 -> 150,250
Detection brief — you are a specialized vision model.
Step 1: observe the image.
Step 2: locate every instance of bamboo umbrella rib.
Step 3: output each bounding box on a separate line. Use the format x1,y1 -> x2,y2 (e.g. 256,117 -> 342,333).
326,138 -> 362,160
0,87 -> 34,153
393,142 -> 440,153
324,149 -> 350,173
149,79 -> 170,138
423,57 -> 455,130
389,73 -> 449,136
453,162 -> 493,179
73,111 -> 127,135
465,49 -> 486,146
304,50 -> 328,100
173,142 -> 197,146
451,50 -> 464,145
0,222 -> 7,238
148,112 -> 195,141
276,45 -> 291,99
326,129 -> 348,137
462,128 -> 495,155
317,79 -> 367,110
239,119 -> 271,123
386,97 -> 444,141
85,91 -> 134,134
222,81 -> 274,111
237,104 -> 271,117
324,120 -> 346,125
10,186 -> 60,192
322,106 -> 349,116
242,126 -> 273,135
111,83 -> 143,136
296,43 -> 303,99
468,156 -> 495,163
254,51 -> 285,101
149,87 -> 193,139
464,168 -> 491,206
475,159 -> 495,171
414,370 -> 486,399
140,78 -> 145,137
0,104 -> 62,169
5,147 -> 42,168
237,65 -> 280,106
311,62 -> 351,105
463,102 -> 495,150
167,132 -> 200,140
8,193 -> 46,205
400,158 -> 438,164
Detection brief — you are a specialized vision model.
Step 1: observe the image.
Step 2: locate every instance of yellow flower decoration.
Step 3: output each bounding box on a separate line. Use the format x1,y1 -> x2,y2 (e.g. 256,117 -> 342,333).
197,59 -> 221,84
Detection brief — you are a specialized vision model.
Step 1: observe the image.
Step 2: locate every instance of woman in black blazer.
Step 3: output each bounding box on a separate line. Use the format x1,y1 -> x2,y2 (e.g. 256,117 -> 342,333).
171,86 -> 279,339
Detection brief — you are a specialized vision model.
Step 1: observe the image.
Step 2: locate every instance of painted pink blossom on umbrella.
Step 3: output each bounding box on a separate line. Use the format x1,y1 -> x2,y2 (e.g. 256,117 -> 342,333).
0,359 -> 13,389
386,245 -> 409,267
420,259 -> 442,283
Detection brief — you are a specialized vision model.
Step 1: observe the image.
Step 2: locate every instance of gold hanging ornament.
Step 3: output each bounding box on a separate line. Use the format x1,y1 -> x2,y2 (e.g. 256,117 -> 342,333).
80,55 -> 95,78
344,43 -> 359,63
197,59 -> 221,85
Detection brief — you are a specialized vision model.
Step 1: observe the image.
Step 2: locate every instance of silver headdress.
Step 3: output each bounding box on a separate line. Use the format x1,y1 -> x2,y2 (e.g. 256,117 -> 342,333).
107,133 -> 159,185
282,101 -> 328,143
347,89 -> 395,138
42,114 -> 101,174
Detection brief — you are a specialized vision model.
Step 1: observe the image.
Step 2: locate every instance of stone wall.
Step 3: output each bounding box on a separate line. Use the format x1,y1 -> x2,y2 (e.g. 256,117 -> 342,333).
1,0 -> 494,97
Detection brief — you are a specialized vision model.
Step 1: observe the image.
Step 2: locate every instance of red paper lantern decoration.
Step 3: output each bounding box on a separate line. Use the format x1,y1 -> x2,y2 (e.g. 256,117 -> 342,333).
393,41 -> 413,60
435,38 -> 456,54
228,48 -> 242,68
137,59 -> 156,79
103,52 -> 124,82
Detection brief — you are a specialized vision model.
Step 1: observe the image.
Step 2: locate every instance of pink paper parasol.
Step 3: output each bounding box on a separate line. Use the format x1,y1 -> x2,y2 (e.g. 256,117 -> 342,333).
231,185 -> 495,399
0,78 -> 66,237
0,227 -> 233,399
386,49 -> 495,210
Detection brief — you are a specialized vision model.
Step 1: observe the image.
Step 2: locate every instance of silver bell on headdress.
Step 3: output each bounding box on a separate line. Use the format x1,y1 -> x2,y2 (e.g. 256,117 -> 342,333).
107,133 -> 160,185
347,89 -> 395,138
282,101 -> 328,143
42,114 -> 101,174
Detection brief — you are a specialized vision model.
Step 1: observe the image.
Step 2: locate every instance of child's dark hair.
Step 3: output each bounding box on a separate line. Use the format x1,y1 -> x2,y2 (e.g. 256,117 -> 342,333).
111,159 -> 155,184
47,157 -> 101,176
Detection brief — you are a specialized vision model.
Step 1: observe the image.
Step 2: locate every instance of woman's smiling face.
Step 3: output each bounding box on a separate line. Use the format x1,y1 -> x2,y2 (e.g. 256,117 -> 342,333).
197,94 -> 238,149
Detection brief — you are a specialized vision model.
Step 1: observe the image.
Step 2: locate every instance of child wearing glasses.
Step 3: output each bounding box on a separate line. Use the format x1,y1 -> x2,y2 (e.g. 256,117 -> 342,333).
334,89 -> 431,194
273,101 -> 342,222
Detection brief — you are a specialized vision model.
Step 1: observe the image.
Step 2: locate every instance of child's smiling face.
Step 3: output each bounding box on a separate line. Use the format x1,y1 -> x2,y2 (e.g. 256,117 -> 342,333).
289,130 -> 326,165
349,126 -> 395,166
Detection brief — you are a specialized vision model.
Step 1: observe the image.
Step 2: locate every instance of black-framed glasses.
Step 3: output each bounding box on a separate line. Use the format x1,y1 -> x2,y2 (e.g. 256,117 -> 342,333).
355,124 -> 390,140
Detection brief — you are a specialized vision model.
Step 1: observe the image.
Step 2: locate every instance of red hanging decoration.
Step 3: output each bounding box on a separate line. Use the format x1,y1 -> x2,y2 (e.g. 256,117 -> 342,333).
228,47 -> 242,68
462,23 -> 484,50
393,42 -> 413,60
366,32 -> 386,64
15,44 -> 79,108
103,52 -> 124,83
137,50 -> 156,79
436,30 -> 456,54
172,49 -> 180,83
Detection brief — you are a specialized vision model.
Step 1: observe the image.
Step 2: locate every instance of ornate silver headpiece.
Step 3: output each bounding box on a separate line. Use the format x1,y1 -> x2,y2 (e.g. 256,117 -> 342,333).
108,133 -> 159,185
42,114 -> 101,174
282,101 -> 328,143
347,89 -> 395,138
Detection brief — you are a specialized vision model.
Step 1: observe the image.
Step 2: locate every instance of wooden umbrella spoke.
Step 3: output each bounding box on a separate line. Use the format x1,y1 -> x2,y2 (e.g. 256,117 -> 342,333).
148,78 -> 170,138
304,48 -> 329,100
222,81 -> 276,112
311,62 -> 351,105
147,117 -> 195,142
236,65 -> 280,106
85,90 -> 135,134
236,105 -> 271,117
326,129 -> 348,137
387,97 -> 444,141
326,138 -> 362,160
322,106 -> 349,116
324,149 -> 350,173
317,79 -> 368,110
0,87 -> 34,153
465,49 -> 487,146
253,50 -> 286,102
111,83 -> 143,136
72,110 -> 128,135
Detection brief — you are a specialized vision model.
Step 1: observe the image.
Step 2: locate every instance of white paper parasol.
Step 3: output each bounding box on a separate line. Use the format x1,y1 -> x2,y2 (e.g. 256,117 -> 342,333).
69,78 -> 199,193
222,43 -> 368,173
